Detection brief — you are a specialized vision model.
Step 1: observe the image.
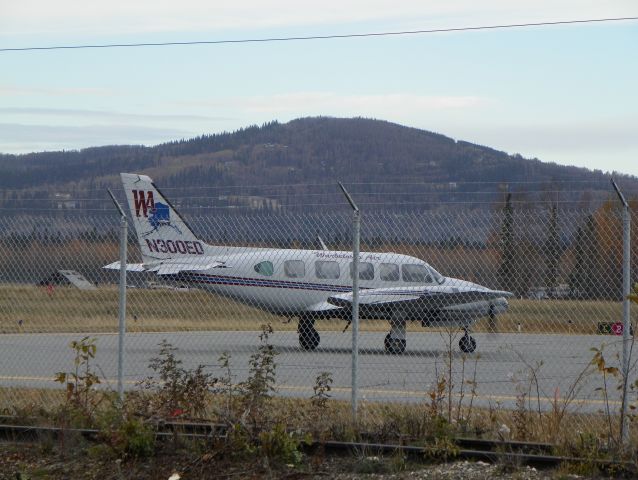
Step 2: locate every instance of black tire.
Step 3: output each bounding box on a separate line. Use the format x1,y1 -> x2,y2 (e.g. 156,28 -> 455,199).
384,333 -> 406,354
299,328 -> 320,350
459,335 -> 477,353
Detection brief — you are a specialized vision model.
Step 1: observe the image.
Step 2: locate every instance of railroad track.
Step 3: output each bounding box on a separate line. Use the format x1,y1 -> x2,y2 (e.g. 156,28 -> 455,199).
0,420 -> 626,471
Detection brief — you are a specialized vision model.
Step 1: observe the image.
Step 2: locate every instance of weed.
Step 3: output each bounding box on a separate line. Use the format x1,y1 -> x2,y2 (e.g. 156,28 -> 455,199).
557,431 -> 607,477
546,359 -> 593,444
311,371 -> 333,410
492,438 -> 523,475
461,354 -> 480,434
258,423 -> 311,465
349,445 -> 390,474
222,423 -> 256,459
117,416 -> 156,458
389,448 -> 407,473
91,399 -> 157,459
440,328 -> 460,424
136,340 -> 217,419
310,371 -> 333,440
208,325 -> 294,466
54,336 -> 103,423
423,435 -> 459,463
512,389 -> 529,441
216,351 -> 238,423
238,323 -> 278,432
426,361 -> 447,423
591,345 -> 622,448
512,350 -> 544,424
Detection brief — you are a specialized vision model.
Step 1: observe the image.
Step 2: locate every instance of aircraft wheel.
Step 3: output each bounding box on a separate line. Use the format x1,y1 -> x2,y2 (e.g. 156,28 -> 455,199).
459,335 -> 477,353
299,328 -> 320,350
384,333 -> 406,355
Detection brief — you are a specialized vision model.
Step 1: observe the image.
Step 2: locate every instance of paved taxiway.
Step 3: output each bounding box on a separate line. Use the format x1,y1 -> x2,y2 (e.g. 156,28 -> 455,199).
0,330 -> 632,412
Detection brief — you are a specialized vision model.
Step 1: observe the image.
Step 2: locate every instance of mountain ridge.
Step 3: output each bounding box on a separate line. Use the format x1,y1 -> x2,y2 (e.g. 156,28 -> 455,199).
1,117 -> 636,211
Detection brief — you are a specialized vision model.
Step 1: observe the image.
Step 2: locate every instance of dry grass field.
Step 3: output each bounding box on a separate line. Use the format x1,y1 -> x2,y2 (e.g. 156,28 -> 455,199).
0,385 -> 624,450
0,283 -> 628,336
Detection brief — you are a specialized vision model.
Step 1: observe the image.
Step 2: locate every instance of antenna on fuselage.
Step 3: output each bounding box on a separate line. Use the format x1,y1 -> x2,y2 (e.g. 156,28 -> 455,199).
317,235 -> 329,251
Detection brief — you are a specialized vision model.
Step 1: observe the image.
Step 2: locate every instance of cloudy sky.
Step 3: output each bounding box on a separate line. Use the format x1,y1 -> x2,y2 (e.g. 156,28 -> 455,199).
1,1 -> 637,176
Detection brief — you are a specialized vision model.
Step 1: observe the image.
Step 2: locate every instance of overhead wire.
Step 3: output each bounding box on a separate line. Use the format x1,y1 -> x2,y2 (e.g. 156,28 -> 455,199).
1,179 -> 636,195
4,186 -> 636,205
1,16 -> 637,53
0,198 -> 624,212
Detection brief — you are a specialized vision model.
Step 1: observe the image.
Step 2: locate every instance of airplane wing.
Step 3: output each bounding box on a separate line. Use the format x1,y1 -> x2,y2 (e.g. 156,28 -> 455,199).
327,285 -> 513,314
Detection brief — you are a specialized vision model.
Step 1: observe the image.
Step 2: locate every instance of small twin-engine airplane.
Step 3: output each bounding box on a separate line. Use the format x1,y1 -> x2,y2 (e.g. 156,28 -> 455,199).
106,173 -> 512,354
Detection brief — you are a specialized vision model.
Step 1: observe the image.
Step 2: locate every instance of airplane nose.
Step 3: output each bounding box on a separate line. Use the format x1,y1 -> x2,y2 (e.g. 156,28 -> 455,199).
491,297 -> 509,314
444,277 -> 480,289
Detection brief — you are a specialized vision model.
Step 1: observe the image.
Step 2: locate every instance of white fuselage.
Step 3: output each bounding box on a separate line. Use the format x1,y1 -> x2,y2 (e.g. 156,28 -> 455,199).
169,246 -> 505,326
176,248 -> 421,311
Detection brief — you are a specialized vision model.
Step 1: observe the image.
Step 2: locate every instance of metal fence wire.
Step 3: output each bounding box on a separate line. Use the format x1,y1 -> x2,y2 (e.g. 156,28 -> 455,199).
0,195 -> 636,442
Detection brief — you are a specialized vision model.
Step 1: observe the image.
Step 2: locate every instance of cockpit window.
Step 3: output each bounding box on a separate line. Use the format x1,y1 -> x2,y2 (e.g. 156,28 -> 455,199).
429,266 -> 445,285
254,261 -> 274,276
402,264 -> 433,283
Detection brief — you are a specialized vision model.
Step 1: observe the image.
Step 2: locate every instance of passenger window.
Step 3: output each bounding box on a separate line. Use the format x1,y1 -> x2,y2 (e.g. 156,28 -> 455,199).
254,261 -> 274,276
284,260 -> 305,278
349,262 -> 375,280
402,264 -> 433,283
315,260 -> 340,279
380,263 -> 400,281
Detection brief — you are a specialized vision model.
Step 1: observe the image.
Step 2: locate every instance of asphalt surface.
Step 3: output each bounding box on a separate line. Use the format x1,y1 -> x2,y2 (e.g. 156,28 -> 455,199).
0,329 -> 633,412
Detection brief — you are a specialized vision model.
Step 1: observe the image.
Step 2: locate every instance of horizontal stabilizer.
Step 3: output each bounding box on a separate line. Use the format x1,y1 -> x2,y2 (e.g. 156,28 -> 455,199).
103,258 -> 227,275
149,261 -> 227,275
103,262 -> 145,271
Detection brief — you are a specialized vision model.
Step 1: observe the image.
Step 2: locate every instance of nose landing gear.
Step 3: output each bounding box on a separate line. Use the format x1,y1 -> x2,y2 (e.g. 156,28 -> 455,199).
384,309 -> 407,354
459,329 -> 477,353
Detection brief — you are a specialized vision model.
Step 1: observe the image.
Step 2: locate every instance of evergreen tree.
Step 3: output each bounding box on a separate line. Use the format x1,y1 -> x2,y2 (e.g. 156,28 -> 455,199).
569,215 -> 602,299
543,204 -> 561,293
497,193 -> 515,292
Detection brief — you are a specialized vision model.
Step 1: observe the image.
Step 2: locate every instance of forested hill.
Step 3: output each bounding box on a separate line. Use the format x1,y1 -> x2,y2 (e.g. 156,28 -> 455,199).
1,117 -> 636,212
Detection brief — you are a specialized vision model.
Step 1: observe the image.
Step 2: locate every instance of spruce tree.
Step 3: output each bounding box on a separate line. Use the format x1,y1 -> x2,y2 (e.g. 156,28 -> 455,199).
497,193 -> 515,292
543,204 -> 561,294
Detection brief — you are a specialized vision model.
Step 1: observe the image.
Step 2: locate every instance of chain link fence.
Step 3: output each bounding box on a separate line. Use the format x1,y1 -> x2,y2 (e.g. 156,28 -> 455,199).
1,195 -> 636,442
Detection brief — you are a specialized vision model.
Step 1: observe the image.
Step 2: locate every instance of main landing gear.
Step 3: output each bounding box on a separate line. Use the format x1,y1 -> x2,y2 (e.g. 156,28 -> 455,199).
382,309 -> 478,354
298,315 -> 320,350
459,329 -> 477,353
384,309 -> 407,354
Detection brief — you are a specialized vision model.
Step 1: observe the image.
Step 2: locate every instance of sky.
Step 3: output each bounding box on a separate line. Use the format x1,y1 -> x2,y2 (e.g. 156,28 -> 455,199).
1,1 -> 637,177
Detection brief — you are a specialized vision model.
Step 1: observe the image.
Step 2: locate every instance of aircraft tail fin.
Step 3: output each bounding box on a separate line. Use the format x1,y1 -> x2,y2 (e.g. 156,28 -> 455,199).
121,173 -> 208,263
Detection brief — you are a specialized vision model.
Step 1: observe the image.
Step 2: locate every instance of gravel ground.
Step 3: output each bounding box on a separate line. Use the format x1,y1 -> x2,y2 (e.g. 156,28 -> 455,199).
0,443 -> 609,480
310,457 -> 588,480
321,462 -> 577,479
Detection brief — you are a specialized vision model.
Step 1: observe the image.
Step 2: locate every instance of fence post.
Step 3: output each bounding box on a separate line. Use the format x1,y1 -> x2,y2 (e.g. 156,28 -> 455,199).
612,179 -> 631,446
339,183 -> 360,422
108,190 -> 128,404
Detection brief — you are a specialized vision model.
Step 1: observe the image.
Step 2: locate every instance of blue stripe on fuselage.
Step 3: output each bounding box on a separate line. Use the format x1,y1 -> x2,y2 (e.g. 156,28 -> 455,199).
181,272 -> 355,292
